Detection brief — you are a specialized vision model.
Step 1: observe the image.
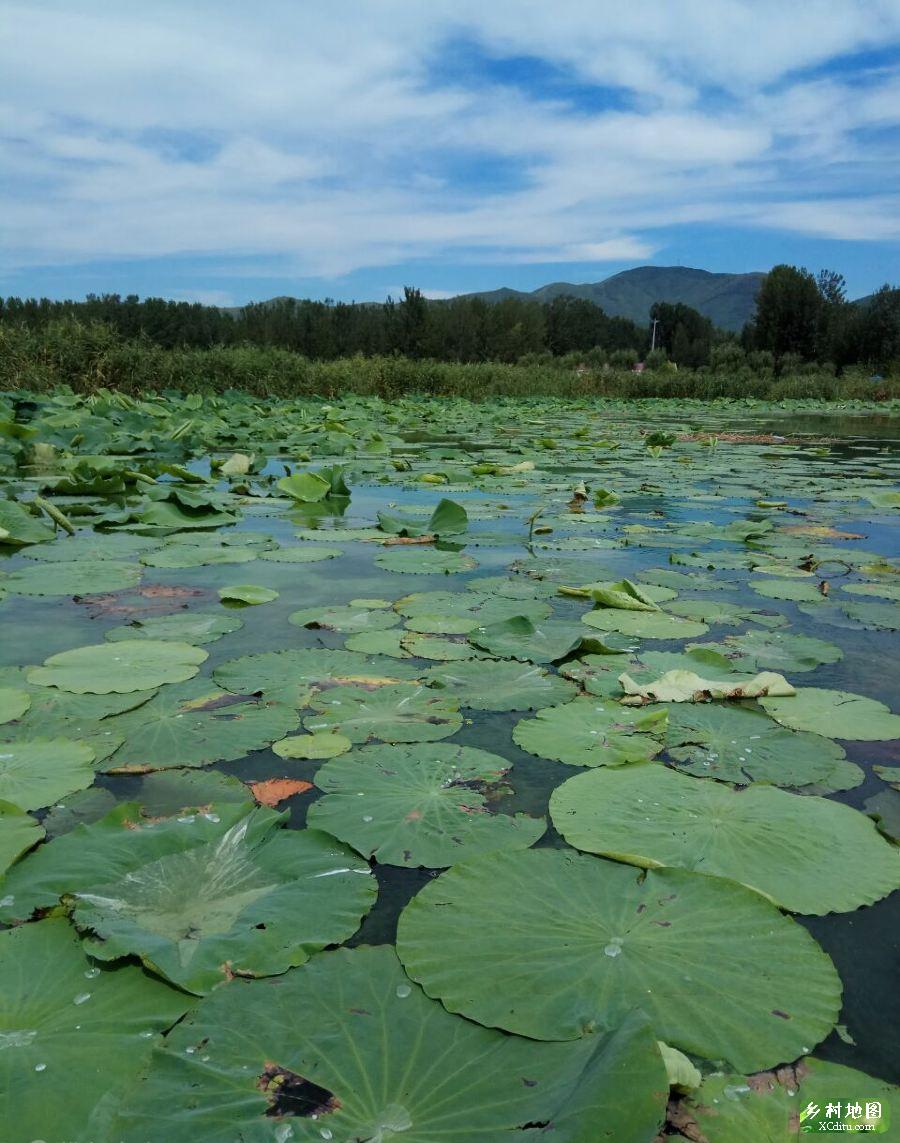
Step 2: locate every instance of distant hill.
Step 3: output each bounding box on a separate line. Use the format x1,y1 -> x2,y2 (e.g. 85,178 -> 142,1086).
461,266 -> 766,332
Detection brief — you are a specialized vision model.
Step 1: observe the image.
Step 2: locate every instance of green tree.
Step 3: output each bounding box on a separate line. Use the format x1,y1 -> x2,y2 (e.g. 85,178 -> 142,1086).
746,265 -> 822,360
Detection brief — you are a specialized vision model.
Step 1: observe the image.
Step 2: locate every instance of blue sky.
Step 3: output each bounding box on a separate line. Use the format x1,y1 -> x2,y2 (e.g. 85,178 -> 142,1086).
2,1 -> 899,305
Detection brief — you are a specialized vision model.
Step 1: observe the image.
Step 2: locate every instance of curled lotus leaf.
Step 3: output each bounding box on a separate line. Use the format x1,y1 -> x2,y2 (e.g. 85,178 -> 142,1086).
28,640 -> 207,694
550,763 -> 900,914
396,848 -> 841,1072
618,669 -> 794,705
0,803 -> 376,994
115,946 -> 668,1143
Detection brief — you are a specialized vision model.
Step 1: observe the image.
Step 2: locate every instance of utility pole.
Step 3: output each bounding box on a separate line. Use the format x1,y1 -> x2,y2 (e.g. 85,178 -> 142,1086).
650,318 -> 659,353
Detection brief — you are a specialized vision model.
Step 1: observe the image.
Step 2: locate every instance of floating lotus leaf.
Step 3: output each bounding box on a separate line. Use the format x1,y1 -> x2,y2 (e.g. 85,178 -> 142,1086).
469,616 -> 607,663
0,688 -> 30,724
213,647 -> 418,704
257,544 -> 341,563
841,600 -> 900,629
272,731 -> 351,759
305,683 -> 462,743
666,598 -> 782,627
140,544 -> 257,568
684,1058 -> 898,1140
865,789 -> 900,843
0,803 -> 376,993
635,646 -> 742,676
99,679 -> 299,772
581,579 -> 661,611
619,669 -> 794,705
666,703 -> 861,789
276,471 -> 331,501
750,579 -> 825,602
875,765 -> 900,788
842,581 -> 900,601
309,743 -> 545,867
550,764 -> 899,914
376,548 -> 478,574
639,568 -> 725,591
0,738 -> 96,811
401,632 -> 482,660
467,574 -> 558,599
289,604 -> 401,633
560,653 -> 636,697
217,583 -> 278,604
0,918 -> 193,1143
760,687 -> 900,741
424,658 -> 578,710
115,946 -> 667,1143
4,559 -> 142,596
513,697 -> 667,767
583,608 -> 709,639
105,611 -> 242,645
697,629 -> 843,673
0,499 -> 55,546
0,799 -> 43,873
397,849 -> 840,1072
28,640 -> 207,694
345,629 -> 412,657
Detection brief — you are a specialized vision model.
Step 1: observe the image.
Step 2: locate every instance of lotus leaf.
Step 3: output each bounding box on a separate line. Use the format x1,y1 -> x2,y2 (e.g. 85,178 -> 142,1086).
0,799 -> 43,873
4,559 -> 142,596
140,545 -> 258,568
345,629 -> 412,657
841,600 -> 900,629
272,731 -> 351,759
213,647 -> 418,704
619,669 -> 794,704
0,498 -> 55,546
116,946 -> 667,1143
105,611 -> 242,644
697,629 -> 842,673
376,548 -> 478,574
751,579 -> 826,602
309,743 -> 545,867
865,789 -> 900,843
513,696 -> 667,767
277,471 -> 331,501
0,688 -> 30,724
469,616 -> 604,663
304,683 -> 462,743
550,764 -> 899,913
0,738 -> 96,811
0,803 -> 376,993
29,640 -> 207,694
424,658 -> 578,710
397,849 -> 840,1071
583,608 -> 709,639
289,604 -> 401,633
217,583 -> 278,604
760,687 -> 900,740
257,544 -> 341,562
0,918 -> 193,1143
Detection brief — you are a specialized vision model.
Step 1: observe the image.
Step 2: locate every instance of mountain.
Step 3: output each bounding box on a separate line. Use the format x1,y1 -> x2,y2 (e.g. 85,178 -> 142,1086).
461,266 -> 766,332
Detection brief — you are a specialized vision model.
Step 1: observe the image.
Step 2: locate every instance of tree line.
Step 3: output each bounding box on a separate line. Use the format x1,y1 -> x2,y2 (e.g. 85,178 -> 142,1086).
0,264 -> 897,372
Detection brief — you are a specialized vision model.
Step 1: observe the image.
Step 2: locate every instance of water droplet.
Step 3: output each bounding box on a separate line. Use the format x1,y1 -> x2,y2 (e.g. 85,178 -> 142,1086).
73,992 -> 91,1006
395,983 -> 412,998
34,1063 -> 47,1073
362,815 -> 374,823
204,813 -> 220,823
603,943 -> 622,958
138,1031 -> 154,1039
177,816 -> 195,824
320,1131 -> 333,1141
83,967 -> 101,980
185,1046 -> 196,1054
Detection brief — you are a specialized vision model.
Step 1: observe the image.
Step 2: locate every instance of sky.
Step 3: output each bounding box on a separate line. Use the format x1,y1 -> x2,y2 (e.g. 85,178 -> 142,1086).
2,1 -> 899,305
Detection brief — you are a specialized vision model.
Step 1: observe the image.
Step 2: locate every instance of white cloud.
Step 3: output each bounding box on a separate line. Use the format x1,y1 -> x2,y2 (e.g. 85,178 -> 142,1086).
1,0 -> 898,289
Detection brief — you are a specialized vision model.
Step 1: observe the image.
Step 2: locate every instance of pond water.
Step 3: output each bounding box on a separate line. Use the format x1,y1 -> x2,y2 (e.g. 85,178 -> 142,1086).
0,394 -> 898,1139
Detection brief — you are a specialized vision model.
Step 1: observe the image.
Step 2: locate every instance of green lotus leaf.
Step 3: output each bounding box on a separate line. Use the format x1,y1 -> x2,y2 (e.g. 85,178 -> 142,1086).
426,496 -> 468,535
619,669 -> 794,704
841,600 -> 900,629
401,632 -> 482,659
750,579 -> 826,602
140,544 -> 258,568
217,583 -> 279,605
0,918 -> 193,1143
0,738 -> 96,811
583,608 -> 709,639
396,588 -> 551,633
304,683 -> 462,743
257,544 -> 341,562
272,731 -> 351,759
875,765 -> 900,788
424,658 -> 578,710
99,679 -> 299,772
396,849 -> 841,1072
0,688 -> 30,724
666,703 -> 861,789
666,598 -> 782,627
115,946 -> 667,1143
345,629 -> 413,657
277,471 -> 331,501
685,1058 -> 898,1140
213,647 -> 419,704
513,696 -> 667,767
469,615 -> 604,663
581,579 -> 661,611
842,581 -> 900,601
28,640 -> 207,694
309,743 -> 545,867
375,548 -> 478,574
550,764 -> 899,914
105,611 -> 242,645
638,568 -> 726,591
4,559 -> 142,596
0,803 -> 376,993
697,629 -> 843,673
41,786 -> 120,837
0,498 -> 55,546
636,646 -> 742,675
865,788 -> 900,843
760,687 -> 900,740
560,653 -> 637,697
289,604 -> 401,633
22,531 -> 158,562
0,799 -> 43,873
